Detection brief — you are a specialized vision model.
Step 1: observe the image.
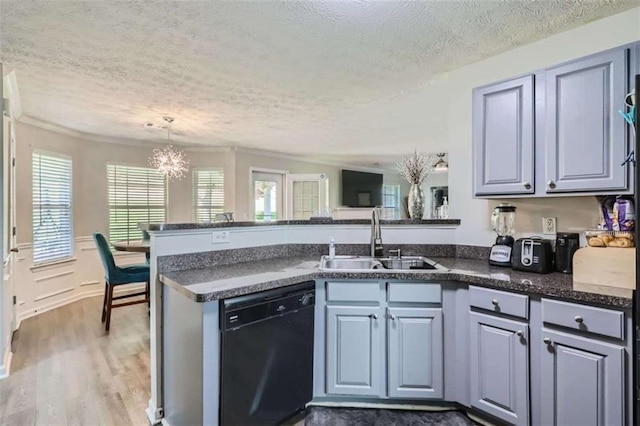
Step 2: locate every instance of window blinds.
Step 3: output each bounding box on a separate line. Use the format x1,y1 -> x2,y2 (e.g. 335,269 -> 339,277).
32,152 -> 73,264
193,169 -> 224,222
107,164 -> 166,242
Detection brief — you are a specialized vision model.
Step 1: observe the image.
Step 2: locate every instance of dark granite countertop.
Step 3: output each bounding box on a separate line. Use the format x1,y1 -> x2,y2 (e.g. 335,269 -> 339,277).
159,256 -> 632,309
144,218 -> 460,231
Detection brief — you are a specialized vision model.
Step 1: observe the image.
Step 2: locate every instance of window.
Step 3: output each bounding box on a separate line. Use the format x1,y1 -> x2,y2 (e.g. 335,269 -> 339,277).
32,152 -> 73,264
193,169 -> 224,222
383,184 -> 401,219
108,164 -> 166,242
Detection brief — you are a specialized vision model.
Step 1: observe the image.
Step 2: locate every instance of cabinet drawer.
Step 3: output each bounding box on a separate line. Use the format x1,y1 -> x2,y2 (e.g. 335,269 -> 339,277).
387,282 -> 441,304
541,299 -> 625,339
469,286 -> 529,319
326,281 -> 380,303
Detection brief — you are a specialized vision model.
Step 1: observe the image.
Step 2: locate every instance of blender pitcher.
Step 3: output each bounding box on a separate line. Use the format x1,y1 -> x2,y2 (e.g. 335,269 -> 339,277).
489,204 -> 517,266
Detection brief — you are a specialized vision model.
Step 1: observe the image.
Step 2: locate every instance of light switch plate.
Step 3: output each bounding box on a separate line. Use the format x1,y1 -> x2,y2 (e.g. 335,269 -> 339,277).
542,217 -> 557,236
212,231 -> 230,243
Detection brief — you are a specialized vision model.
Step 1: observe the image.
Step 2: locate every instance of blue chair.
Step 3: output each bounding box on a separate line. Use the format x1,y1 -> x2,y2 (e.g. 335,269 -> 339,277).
93,232 -> 150,332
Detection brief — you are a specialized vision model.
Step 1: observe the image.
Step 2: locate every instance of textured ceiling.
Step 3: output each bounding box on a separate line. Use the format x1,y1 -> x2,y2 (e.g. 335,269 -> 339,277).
1,0 -> 637,163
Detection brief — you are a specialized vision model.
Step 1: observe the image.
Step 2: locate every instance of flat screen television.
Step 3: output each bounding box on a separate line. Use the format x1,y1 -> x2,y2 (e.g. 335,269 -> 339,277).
341,169 -> 383,207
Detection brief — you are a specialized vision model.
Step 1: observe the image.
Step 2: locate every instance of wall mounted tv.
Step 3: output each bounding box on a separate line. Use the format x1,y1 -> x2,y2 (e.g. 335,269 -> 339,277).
341,169 -> 383,207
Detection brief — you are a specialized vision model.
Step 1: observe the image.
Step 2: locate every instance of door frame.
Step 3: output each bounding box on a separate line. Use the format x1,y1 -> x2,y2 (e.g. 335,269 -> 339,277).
248,167 -> 288,221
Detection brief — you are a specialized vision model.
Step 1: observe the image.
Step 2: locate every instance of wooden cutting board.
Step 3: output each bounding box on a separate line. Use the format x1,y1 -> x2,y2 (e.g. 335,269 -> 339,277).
573,247 -> 636,298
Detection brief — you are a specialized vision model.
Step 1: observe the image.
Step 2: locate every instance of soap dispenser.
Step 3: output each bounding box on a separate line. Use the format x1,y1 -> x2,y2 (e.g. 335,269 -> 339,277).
329,238 -> 336,259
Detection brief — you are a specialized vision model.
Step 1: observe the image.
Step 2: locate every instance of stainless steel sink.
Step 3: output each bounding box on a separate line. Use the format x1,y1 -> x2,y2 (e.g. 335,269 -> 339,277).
380,256 -> 441,270
319,255 -> 447,272
320,256 -> 383,271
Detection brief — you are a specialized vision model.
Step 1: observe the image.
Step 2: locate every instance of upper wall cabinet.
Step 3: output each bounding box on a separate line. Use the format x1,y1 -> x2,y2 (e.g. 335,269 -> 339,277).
473,75 -> 535,196
545,49 -> 628,193
472,43 -> 636,198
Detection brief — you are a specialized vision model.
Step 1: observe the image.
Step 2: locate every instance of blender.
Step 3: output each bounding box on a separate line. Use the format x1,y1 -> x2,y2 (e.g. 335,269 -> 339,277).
489,203 -> 517,267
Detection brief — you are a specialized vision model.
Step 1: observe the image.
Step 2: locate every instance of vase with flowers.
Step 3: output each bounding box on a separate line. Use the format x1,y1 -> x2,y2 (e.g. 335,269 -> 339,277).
397,150 -> 437,219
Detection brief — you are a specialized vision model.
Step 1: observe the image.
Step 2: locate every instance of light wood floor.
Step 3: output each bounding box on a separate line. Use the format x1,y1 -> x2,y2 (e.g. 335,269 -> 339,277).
0,295 -> 150,425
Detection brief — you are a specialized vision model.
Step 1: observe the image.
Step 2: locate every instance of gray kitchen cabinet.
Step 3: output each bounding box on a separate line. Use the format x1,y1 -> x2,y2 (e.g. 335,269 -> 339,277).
469,312 -> 529,426
388,307 -> 443,399
540,328 -> 625,426
544,49 -> 628,193
326,305 -> 383,397
473,74 -> 535,195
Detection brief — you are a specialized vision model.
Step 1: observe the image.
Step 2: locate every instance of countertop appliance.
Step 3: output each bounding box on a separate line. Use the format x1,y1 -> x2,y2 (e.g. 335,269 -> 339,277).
219,282 -> 315,426
512,237 -> 554,274
555,232 -> 580,274
489,203 -> 517,267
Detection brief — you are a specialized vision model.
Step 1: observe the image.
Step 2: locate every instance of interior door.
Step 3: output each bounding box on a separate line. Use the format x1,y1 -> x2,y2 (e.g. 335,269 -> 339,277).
286,173 -> 328,220
252,171 -> 284,222
2,104 -> 16,334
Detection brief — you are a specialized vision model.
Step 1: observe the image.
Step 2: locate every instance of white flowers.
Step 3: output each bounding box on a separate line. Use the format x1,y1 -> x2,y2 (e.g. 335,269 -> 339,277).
397,150 -> 437,185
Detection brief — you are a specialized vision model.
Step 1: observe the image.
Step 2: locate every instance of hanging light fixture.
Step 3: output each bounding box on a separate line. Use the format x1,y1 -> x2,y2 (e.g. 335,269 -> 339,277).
149,117 -> 189,180
433,152 -> 448,172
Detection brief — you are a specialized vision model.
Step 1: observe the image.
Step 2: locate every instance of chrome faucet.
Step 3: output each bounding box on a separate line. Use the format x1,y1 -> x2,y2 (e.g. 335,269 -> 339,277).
371,208 -> 383,257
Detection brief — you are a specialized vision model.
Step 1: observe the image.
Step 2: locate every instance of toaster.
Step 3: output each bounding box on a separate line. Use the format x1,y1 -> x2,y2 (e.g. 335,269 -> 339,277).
512,238 -> 554,274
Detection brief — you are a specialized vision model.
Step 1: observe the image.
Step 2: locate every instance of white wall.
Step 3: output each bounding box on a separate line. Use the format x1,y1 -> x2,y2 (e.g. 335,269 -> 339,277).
231,149 -> 411,221
444,7 -> 640,246
13,121 -> 415,320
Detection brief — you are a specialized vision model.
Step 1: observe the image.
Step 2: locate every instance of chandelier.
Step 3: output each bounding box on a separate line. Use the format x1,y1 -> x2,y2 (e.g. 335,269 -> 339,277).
149,117 -> 189,180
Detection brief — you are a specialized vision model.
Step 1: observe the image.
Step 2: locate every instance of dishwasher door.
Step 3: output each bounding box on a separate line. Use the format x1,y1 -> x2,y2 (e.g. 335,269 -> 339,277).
220,304 -> 314,426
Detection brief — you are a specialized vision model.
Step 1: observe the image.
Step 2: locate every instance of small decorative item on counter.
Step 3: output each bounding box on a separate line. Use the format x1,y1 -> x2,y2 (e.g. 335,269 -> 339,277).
586,230 -> 634,248
397,149 -> 438,219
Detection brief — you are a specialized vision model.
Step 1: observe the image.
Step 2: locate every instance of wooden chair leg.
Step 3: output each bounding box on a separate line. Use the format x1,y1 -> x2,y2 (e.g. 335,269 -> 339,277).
101,282 -> 109,323
105,284 -> 115,332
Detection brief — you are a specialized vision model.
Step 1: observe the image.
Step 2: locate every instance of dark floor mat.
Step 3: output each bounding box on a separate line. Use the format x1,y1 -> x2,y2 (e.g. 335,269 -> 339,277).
304,406 -> 477,426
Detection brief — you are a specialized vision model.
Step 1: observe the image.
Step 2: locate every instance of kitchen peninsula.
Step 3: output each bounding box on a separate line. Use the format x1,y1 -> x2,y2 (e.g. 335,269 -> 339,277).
145,220 -> 633,426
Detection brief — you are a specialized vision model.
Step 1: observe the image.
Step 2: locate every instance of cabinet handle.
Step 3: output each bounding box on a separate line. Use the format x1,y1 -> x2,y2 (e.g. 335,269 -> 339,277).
370,314 -> 378,320
523,182 -> 531,190
516,330 -> 524,337
547,180 -> 556,189
543,337 -> 552,345
491,299 -> 499,306
574,315 -> 584,323
390,314 -> 396,320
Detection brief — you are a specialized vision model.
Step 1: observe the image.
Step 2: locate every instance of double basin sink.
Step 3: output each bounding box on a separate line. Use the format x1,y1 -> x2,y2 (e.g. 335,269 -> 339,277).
319,255 -> 448,272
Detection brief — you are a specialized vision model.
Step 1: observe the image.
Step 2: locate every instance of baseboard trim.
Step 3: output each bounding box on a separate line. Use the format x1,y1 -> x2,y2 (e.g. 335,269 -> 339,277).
17,283 -> 146,325
0,346 -> 12,379
147,400 -> 164,425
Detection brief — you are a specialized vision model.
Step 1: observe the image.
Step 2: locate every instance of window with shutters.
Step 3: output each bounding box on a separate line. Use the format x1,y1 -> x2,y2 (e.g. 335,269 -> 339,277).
193,169 -> 225,222
32,152 -> 73,264
107,164 -> 166,242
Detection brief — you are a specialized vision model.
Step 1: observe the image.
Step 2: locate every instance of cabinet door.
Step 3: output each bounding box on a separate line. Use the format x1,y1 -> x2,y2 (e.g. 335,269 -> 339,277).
388,307 -> 443,399
545,49 -> 628,192
469,312 -> 529,426
326,306 -> 383,396
473,74 -> 535,195
540,329 -> 625,426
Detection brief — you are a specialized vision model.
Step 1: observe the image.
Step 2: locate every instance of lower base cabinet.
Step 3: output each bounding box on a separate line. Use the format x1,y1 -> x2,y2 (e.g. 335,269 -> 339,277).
326,305 -> 383,396
469,312 -> 529,426
540,328 -> 625,426
388,307 -> 443,399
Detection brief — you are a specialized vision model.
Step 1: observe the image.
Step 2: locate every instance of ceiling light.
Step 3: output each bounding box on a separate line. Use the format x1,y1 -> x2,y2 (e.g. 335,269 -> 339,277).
433,153 -> 448,172
149,117 -> 189,180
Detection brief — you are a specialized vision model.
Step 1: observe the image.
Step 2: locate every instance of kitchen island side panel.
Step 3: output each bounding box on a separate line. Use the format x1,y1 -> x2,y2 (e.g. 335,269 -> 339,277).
163,284 -> 205,426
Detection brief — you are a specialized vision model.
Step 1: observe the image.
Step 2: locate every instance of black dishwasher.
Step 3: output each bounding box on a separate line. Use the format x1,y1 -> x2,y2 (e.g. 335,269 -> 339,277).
220,282 -> 315,426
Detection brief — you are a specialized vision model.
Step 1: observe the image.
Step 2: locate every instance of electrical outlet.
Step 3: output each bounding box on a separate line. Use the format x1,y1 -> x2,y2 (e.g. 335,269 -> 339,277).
542,217 -> 557,236
212,231 -> 230,244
